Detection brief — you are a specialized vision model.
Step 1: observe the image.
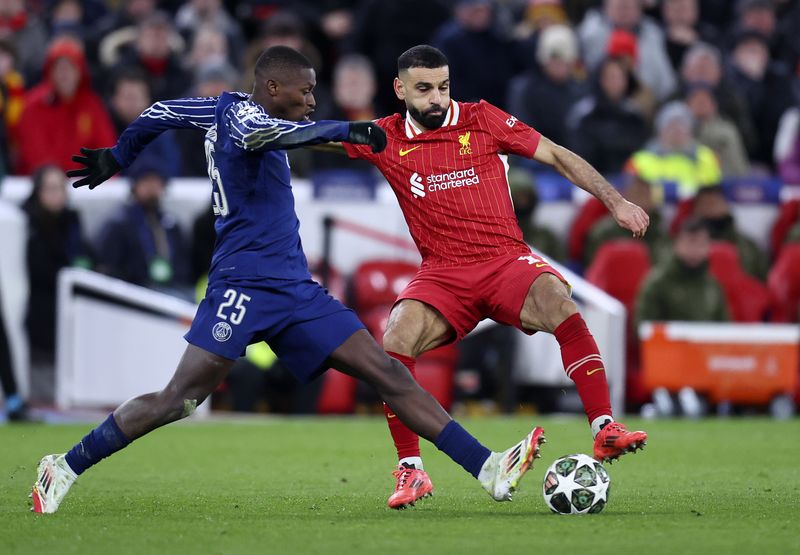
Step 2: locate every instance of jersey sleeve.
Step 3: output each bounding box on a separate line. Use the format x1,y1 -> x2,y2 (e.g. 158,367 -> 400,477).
225,101 -> 350,152
478,100 -> 541,158
112,97 -> 218,167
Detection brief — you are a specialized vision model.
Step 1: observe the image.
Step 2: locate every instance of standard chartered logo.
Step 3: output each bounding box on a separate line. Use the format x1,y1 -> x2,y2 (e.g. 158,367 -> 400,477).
410,167 -> 480,199
410,172 -> 426,198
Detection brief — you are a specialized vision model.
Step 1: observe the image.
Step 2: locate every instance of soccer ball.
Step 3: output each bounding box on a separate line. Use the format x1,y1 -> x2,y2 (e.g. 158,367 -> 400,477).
542,453 -> 610,514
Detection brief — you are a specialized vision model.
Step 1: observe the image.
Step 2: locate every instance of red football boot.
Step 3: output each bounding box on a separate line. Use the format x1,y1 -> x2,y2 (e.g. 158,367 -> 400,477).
593,422 -> 648,463
387,464 -> 433,509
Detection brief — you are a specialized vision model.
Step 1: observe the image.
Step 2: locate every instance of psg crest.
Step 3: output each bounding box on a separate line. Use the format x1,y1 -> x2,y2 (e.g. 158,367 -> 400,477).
212,322 -> 233,342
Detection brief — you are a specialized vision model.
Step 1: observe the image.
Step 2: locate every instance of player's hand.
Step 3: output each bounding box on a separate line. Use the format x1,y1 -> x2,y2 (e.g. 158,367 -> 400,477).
67,147 -> 121,190
612,199 -> 650,238
347,121 -> 387,154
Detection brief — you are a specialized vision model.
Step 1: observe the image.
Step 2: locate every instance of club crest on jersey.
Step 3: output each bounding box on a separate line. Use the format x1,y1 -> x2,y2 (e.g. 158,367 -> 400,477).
212,321 -> 232,342
410,172 -> 426,198
458,131 -> 472,155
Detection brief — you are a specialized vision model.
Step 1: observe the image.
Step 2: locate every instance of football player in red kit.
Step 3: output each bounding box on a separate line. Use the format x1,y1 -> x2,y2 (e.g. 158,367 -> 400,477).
342,45 -> 649,509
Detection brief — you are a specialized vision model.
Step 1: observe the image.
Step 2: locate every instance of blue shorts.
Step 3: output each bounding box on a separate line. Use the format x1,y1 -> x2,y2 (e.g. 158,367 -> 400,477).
185,278 -> 365,382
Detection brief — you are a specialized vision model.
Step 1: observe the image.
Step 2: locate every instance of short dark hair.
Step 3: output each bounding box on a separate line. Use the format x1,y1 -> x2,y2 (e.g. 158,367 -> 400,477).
110,67 -> 151,97
254,45 -> 313,81
678,216 -> 710,235
397,45 -> 448,74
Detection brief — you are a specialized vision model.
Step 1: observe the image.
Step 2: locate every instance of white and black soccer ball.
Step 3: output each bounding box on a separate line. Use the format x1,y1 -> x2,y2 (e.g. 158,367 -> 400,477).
542,453 -> 610,514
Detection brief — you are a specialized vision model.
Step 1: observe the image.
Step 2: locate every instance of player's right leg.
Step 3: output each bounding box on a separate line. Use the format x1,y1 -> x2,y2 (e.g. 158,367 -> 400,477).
328,330 -> 545,504
32,345 -> 234,513
381,299 -> 454,508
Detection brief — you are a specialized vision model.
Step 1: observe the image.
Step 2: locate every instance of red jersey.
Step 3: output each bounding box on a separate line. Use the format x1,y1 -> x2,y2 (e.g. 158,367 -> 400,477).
344,100 -> 541,268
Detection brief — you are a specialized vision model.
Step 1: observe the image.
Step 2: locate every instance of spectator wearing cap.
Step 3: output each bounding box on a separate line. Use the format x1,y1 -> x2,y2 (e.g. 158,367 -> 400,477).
603,28 -> 657,120
14,36 -> 116,175
660,0 -> 720,73
108,11 -> 190,101
625,101 -> 722,202
578,0 -> 677,102
95,166 -> 191,292
679,42 -> 757,157
432,0 -> 523,109
685,82 -> 750,177
107,68 -> 182,178
507,24 -> 585,149
726,29 -> 797,169
566,56 -> 649,175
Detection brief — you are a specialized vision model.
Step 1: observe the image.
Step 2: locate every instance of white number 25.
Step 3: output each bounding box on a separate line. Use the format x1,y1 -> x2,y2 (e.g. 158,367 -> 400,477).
216,289 -> 251,325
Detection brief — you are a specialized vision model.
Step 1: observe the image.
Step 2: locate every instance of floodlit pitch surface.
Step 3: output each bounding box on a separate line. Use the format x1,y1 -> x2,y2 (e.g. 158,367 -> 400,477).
2,416 -> 798,554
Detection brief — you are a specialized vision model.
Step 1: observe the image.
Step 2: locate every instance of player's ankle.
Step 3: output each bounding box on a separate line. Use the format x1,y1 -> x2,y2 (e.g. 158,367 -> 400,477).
399,456 -> 423,470
591,415 -> 614,438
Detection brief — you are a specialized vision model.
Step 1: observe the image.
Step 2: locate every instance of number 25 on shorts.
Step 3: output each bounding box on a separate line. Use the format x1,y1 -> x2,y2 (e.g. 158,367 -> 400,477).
216,289 -> 251,325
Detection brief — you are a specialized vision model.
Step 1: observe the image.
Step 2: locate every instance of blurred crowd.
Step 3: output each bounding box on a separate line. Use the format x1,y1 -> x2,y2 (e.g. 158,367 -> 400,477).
2,0 -> 800,415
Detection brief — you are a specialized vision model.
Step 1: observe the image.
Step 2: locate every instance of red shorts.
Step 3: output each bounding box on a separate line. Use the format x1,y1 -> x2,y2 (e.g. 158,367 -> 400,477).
396,252 -> 568,342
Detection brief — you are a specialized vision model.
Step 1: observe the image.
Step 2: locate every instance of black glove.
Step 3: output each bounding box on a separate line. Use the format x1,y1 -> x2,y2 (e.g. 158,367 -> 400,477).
66,147 -> 122,189
347,121 -> 387,154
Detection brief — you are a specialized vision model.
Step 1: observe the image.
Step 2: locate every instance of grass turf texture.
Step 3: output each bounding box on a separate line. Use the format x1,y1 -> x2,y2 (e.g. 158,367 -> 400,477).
2,416 -> 798,554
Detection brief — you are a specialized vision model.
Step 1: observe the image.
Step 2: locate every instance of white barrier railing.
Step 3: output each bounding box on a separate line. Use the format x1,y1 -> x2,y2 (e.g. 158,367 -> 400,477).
56,268 -> 208,415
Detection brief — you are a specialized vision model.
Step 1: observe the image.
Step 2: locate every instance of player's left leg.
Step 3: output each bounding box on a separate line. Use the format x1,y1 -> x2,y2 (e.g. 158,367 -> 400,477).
519,273 -> 647,462
380,299 -> 456,508
327,329 -> 545,503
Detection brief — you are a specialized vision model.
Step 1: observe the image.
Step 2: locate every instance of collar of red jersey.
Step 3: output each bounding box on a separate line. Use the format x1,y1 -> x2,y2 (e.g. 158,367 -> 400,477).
404,100 -> 460,139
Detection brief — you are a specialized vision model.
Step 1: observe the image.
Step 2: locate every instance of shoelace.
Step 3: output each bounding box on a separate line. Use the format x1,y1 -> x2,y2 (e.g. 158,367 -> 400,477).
392,467 -> 415,490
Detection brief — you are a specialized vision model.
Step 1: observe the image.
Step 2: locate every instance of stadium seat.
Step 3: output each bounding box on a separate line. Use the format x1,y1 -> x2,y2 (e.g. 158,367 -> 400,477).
351,260 -> 419,313
359,303 -> 458,411
768,243 -> 800,323
584,240 -> 652,407
708,242 -> 770,322
585,240 -> 651,313
770,199 -> 800,259
567,197 -> 609,263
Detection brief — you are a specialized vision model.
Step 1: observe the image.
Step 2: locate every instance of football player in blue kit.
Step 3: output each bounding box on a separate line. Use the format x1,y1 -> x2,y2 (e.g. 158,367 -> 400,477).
30,46 -> 544,514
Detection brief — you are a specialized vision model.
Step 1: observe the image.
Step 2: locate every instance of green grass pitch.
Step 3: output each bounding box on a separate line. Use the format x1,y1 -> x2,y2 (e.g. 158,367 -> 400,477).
2,416 -> 798,554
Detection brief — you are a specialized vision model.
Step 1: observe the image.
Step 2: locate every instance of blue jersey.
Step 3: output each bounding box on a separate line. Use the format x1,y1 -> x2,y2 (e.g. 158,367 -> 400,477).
111,92 -> 350,281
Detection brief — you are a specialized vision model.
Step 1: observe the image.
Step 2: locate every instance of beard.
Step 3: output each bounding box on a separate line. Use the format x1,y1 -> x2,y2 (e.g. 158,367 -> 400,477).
407,103 -> 448,130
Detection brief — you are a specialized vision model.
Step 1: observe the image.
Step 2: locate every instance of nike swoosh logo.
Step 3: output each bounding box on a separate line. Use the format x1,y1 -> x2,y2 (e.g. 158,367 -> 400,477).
586,367 -> 605,376
399,146 -> 422,157
387,413 -> 397,419
535,263 -> 548,268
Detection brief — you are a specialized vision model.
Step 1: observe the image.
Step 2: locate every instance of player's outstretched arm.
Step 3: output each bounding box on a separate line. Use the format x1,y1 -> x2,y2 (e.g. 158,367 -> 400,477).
228,102 -> 386,153
533,136 -> 649,238
68,97 -> 219,190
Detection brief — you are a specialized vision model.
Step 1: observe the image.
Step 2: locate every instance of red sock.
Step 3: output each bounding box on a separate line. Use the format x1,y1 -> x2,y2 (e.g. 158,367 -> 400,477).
384,351 -> 421,460
553,314 -> 613,423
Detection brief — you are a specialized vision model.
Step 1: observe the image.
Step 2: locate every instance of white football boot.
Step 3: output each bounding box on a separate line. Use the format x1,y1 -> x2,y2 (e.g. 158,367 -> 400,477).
478,426 -> 546,501
31,454 -> 77,513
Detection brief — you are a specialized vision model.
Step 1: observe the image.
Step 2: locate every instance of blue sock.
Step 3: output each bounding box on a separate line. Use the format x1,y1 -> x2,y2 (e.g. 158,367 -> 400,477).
5,394 -> 23,413
434,420 -> 491,478
64,414 -> 131,475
